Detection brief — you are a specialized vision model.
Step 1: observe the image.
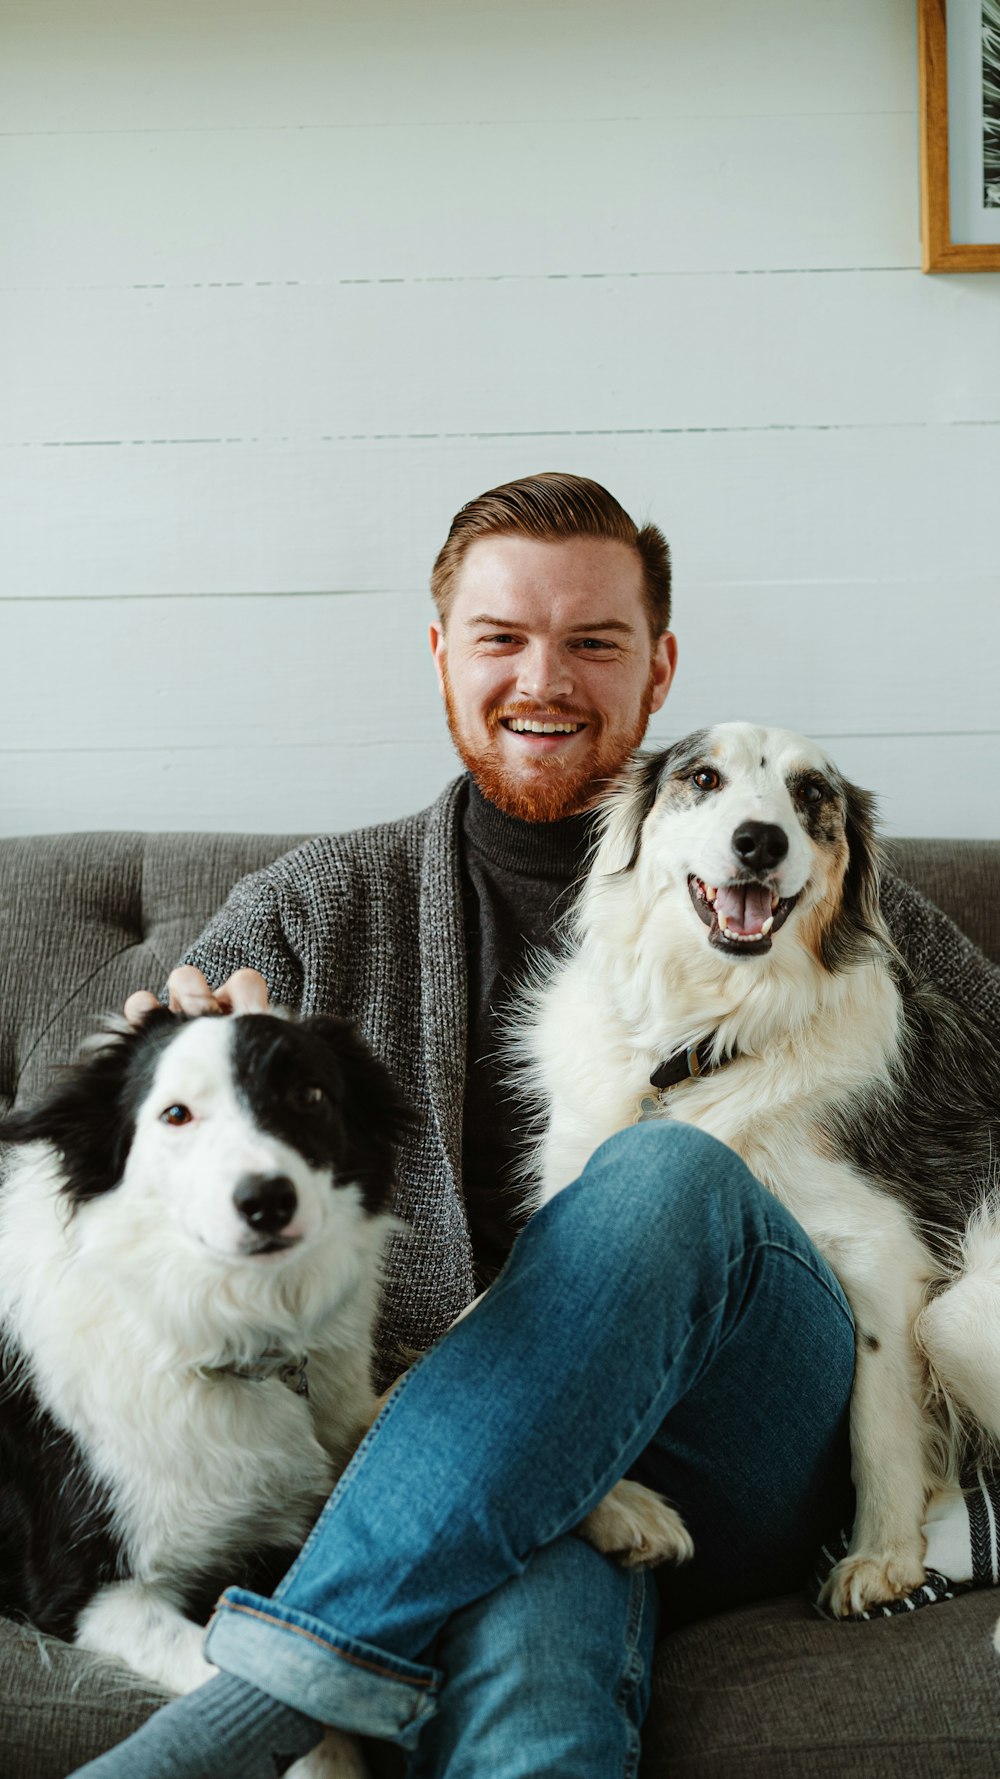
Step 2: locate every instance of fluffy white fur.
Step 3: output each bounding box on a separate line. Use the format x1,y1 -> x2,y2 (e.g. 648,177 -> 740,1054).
516,722 -> 999,1618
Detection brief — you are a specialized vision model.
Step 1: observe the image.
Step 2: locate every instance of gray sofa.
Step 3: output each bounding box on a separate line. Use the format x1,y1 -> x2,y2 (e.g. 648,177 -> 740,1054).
2,829 -> 999,1778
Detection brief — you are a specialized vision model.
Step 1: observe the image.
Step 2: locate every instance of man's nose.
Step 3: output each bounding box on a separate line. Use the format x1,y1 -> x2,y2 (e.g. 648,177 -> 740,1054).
516,643 -> 573,704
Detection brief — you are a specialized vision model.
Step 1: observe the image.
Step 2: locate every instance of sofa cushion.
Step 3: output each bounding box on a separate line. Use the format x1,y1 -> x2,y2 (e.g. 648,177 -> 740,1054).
640,1587 -> 1000,1778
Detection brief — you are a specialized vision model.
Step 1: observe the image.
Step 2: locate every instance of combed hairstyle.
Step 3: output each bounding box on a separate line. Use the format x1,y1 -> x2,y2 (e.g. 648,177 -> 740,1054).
430,472 -> 671,636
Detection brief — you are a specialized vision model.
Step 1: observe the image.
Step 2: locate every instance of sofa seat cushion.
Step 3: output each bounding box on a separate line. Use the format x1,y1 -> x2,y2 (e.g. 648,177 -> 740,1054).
641,1587 -> 1000,1777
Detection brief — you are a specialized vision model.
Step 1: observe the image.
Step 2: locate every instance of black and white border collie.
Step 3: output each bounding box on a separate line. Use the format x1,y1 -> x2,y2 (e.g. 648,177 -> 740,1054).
516,722 -> 1000,1619
0,1007 -> 410,1779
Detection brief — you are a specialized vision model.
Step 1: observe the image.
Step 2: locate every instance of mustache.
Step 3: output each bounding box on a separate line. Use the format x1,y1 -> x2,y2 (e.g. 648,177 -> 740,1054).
486,701 -> 600,732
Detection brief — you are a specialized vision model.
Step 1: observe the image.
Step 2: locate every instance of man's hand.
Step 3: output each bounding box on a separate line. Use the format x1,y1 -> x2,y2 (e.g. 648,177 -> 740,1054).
123,966 -> 270,1027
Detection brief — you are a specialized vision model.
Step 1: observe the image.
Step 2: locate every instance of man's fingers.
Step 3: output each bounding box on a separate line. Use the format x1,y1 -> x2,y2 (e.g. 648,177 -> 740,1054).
165,965 -> 224,1016
213,969 -> 270,1014
123,989 -> 161,1027
127,966 -> 270,1025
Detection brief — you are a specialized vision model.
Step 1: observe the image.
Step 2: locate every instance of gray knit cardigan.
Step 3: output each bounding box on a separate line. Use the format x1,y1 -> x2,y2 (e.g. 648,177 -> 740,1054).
182,777 -> 1000,1383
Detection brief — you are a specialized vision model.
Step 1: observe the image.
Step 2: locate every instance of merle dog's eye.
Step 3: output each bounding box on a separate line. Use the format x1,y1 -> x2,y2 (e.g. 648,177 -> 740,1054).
160,1104 -> 192,1126
692,768 -> 720,792
798,780 -> 827,805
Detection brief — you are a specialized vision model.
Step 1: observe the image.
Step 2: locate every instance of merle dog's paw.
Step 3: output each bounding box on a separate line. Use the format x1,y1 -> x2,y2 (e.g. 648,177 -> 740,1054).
580,1479 -> 694,1569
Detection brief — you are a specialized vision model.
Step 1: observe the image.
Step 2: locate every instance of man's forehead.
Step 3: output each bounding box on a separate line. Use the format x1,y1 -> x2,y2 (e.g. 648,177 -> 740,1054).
451,533 -> 646,622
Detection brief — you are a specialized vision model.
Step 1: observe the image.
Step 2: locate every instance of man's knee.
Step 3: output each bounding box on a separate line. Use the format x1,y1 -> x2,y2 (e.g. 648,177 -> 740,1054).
539,1118 -> 769,1267
431,1535 -> 655,1702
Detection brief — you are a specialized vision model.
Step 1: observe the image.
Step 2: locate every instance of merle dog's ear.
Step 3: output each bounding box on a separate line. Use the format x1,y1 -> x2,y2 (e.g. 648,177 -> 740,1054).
597,751 -> 667,873
818,779 -> 884,971
0,1007 -> 179,1206
841,779 -> 882,937
299,1016 -> 414,1215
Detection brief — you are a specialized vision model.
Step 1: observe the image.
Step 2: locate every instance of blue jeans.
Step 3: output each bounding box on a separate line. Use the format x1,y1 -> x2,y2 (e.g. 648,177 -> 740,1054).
205,1122 -> 856,1774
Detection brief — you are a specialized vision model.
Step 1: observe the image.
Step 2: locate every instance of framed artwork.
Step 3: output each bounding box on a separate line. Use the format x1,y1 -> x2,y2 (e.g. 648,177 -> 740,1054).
918,0 -> 1000,270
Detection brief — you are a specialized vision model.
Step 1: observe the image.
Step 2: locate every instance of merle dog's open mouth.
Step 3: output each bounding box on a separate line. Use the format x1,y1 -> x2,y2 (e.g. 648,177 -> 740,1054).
688,875 -> 798,957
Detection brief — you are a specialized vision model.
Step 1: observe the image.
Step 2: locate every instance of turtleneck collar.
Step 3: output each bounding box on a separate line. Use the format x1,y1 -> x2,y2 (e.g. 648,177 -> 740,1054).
461,775 -> 600,881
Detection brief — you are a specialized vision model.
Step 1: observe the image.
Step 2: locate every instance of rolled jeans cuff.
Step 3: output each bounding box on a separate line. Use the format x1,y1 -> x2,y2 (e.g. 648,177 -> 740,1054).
205,1586 -> 442,1750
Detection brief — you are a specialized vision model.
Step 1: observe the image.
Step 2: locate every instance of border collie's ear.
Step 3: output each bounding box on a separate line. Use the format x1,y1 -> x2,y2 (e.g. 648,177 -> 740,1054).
596,751 -> 667,873
818,779 -> 885,971
0,1007 -> 178,1206
298,1016 -> 414,1215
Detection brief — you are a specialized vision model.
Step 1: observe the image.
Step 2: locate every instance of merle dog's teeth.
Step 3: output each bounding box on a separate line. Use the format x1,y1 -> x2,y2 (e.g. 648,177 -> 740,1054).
761,915 -> 774,936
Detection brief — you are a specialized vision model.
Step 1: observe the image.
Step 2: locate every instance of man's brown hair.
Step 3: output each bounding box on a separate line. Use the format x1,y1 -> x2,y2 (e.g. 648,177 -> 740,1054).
430,472 -> 671,635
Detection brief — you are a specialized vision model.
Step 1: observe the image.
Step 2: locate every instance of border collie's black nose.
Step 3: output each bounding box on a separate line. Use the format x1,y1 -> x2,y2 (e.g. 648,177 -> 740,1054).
731,821 -> 788,874
233,1174 -> 297,1234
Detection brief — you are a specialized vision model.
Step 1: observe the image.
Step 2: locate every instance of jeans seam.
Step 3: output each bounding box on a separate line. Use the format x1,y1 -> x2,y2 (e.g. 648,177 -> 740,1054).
218,1600 -> 436,1687
614,1570 -> 647,1779
275,1355 -> 429,1595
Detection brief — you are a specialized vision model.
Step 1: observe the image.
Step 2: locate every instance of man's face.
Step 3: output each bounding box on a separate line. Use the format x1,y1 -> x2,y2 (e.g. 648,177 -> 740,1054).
429,534 -> 676,822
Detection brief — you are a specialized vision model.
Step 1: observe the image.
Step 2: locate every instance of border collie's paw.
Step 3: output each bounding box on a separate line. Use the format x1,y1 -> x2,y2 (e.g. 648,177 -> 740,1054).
819,1550 -> 926,1617
580,1479 -> 694,1569
287,1730 -> 371,1779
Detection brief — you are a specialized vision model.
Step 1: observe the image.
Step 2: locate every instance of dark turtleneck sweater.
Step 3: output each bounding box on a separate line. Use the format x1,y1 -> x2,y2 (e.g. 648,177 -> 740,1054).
458,777 -> 599,1289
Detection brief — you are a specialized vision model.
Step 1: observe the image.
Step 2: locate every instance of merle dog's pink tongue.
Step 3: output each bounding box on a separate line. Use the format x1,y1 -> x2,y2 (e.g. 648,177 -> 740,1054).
714,883 -> 773,935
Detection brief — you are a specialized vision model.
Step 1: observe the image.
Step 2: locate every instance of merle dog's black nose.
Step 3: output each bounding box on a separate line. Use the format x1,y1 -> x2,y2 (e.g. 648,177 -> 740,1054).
233,1173 -> 297,1234
731,821 -> 788,874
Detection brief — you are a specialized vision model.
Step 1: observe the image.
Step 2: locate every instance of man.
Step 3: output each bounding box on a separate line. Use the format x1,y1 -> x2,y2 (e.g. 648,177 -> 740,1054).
77,474 -> 1000,1779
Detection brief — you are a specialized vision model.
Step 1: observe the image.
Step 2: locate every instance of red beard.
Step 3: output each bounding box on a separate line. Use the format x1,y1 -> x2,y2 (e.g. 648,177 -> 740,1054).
441,668 -> 656,823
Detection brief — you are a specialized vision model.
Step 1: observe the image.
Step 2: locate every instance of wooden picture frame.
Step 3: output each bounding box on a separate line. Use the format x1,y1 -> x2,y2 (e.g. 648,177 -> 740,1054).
918,0 -> 1000,270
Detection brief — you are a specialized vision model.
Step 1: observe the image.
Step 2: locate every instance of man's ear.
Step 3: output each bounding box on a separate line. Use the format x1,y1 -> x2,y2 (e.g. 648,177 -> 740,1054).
649,631 -> 677,715
429,621 -> 447,698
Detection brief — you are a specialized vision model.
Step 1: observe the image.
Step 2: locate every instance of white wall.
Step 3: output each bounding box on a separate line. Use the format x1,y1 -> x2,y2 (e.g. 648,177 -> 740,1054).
2,0 -> 998,838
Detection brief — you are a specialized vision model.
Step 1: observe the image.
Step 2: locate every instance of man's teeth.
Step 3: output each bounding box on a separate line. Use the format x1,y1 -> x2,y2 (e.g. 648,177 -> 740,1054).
506,719 -> 582,734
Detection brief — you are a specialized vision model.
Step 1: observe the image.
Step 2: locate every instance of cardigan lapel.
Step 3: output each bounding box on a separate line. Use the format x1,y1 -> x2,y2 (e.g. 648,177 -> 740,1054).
418,778 -> 468,1198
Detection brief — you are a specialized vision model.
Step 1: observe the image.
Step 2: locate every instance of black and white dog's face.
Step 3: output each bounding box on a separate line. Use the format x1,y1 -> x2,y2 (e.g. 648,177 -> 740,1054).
599,722 -> 880,970
1,1009 -> 410,1266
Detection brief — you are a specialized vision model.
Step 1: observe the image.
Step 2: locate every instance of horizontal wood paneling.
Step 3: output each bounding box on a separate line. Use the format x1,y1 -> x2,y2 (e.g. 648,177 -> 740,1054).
3,425 -> 998,598
1,113 -> 920,287
8,272 -> 1000,443
1,0 -> 997,844
0,0 -> 915,134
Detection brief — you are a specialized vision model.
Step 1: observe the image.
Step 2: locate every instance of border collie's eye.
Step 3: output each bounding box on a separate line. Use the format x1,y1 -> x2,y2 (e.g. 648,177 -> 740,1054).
692,768 -> 720,792
290,1083 -> 326,1109
160,1104 -> 192,1127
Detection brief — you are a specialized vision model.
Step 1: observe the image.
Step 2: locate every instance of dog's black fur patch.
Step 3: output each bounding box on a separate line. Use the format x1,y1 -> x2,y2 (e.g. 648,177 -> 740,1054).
823,977 -> 1000,1261
0,1007 -> 181,1208
0,1363 -> 124,1639
614,735 -> 711,871
231,1014 -> 412,1216
817,778 -> 886,974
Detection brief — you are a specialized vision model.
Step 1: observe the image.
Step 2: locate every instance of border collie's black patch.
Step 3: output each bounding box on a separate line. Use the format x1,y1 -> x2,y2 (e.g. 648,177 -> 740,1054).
0,1352 -> 124,1638
231,1015 -> 413,1216
0,1007 -> 181,1208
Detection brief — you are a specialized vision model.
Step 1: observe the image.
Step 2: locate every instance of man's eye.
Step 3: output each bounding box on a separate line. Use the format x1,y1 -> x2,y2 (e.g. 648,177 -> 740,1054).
574,638 -> 615,652
692,768 -> 721,791
160,1104 -> 193,1126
